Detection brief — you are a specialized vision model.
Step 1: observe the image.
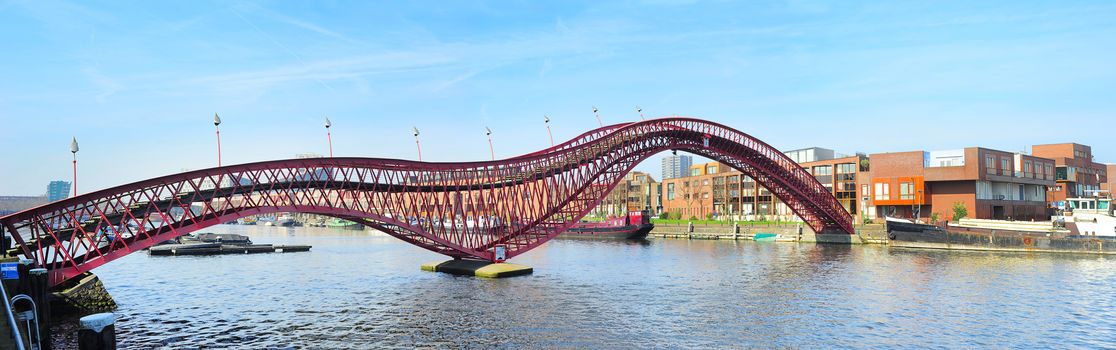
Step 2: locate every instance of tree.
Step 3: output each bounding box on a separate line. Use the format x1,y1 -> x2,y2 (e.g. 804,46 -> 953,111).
952,202 -> 968,222
680,178 -> 708,219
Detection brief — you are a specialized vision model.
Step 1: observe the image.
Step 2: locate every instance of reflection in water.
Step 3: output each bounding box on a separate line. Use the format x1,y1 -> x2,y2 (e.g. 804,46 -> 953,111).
53,226 -> 1116,348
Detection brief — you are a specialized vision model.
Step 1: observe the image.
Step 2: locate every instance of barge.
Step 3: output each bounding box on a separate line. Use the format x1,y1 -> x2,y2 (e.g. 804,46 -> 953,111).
561,211 -> 653,239
887,196 -> 1116,254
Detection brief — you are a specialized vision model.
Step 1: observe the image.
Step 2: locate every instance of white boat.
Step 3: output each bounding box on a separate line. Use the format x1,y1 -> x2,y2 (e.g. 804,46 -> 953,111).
276,214 -> 296,227
1058,197 -> 1116,237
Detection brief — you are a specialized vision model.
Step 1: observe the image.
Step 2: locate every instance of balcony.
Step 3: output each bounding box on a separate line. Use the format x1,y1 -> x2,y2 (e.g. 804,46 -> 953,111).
1055,167 -> 1069,181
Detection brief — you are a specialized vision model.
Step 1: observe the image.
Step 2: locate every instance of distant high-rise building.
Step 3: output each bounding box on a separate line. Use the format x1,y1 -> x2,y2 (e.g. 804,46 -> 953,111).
661,154 -> 692,180
47,181 -> 71,202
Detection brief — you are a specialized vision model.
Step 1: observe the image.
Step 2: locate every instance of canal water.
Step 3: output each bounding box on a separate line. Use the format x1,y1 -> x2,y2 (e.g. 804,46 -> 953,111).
54,225 -> 1115,348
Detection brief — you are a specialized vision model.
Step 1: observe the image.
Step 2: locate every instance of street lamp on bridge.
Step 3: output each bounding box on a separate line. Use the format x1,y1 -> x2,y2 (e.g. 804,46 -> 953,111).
214,113 -> 222,167
544,115 -> 554,147
70,137 -> 79,197
485,126 -> 494,161
636,106 -> 645,121
412,126 -> 422,161
324,117 -> 333,158
592,106 -> 602,127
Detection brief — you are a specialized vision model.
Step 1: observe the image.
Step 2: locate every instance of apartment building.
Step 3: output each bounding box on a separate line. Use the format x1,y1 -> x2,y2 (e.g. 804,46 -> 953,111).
660,153 -> 868,220
868,148 -> 1055,221
1103,164 -> 1116,195
1031,143 -> 1108,206
596,171 -> 661,216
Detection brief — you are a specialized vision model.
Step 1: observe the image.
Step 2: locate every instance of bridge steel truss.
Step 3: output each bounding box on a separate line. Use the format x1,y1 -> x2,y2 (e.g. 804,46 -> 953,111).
0,118 -> 853,287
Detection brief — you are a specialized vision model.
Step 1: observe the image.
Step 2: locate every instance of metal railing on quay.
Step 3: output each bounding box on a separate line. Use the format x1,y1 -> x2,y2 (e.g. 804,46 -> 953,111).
0,278 -> 26,350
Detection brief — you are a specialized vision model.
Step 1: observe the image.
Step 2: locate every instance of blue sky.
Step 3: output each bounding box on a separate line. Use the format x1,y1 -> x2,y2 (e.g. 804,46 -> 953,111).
1,1 -> 1114,196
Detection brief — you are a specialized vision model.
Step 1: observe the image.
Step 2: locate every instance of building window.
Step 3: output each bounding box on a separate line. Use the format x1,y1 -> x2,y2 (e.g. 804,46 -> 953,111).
667,183 -> 675,201
813,166 -> 832,176
861,184 -> 869,197
707,165 -> 717,174
900,182 -> 915,200
1001,158 -> 1009,175
986,155 -> 995,174
702,193 -> 709,199
702,180 -> 710,186
691,168 -> 700,176
874,183 -> 889,201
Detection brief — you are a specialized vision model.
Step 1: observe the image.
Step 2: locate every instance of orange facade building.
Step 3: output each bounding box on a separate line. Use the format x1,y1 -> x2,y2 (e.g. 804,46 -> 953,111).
868,148 -> 1055,221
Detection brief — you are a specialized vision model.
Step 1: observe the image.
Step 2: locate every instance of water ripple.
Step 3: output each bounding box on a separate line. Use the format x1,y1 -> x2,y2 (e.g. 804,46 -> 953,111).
50,226 -> 1116,349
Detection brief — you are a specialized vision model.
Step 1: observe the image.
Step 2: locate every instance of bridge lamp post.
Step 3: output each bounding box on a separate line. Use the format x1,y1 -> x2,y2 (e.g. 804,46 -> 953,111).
413,127 -> 422,161
544,115 -> 554,147
485,126 -> 495,161
636,106 -> 645,121
592,106 -> 602,127
214,113 -> 222,167
324,117 -> 333,158
70,137 -> 79,197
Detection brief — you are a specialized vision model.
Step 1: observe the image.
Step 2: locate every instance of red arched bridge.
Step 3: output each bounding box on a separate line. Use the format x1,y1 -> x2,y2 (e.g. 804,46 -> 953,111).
0,118 -> 852,287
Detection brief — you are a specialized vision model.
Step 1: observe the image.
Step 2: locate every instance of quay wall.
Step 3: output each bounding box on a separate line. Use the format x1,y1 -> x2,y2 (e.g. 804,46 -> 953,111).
649,223 -> 889,244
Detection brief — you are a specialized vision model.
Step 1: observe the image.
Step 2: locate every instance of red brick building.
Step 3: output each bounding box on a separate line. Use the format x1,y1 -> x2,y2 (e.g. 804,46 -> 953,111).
868,148 -> 1055,221
1031,143 -> 1108,206
1103,164 -> 1116,195
660,153 -> 869,220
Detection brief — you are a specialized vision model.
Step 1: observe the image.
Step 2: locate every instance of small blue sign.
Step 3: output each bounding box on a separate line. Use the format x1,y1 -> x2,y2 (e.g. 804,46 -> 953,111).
1,263 -> 18,280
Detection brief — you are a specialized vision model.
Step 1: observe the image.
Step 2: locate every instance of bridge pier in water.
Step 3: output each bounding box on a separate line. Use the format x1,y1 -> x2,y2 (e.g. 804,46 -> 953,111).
420,259 -> 533,278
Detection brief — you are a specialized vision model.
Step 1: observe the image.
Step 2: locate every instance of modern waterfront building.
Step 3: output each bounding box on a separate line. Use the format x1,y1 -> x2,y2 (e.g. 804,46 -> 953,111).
1103,164 -> 1116,195
642,140 -> 1110,224
660,153 -> 868,221
46,180 -> 71,202
1031,143 -> 1108,207
868,148 -> 1055,221
801,154 -> 869,217
597,171 -> 661,216
660,154 -> 692,180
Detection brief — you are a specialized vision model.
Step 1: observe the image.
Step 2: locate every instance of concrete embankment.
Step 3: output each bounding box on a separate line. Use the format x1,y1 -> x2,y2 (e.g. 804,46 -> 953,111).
649,222 -> 889,244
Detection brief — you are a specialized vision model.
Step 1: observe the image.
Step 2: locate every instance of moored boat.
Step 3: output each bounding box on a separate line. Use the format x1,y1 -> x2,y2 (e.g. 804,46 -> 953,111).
276,214 -> 296,227
886,213 -> 1116,254
324,218 -> 362,230
561,211 -> 653,239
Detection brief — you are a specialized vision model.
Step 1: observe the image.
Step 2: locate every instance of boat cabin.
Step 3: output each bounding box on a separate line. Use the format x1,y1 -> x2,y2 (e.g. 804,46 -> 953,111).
1065,197 -> 1113,215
